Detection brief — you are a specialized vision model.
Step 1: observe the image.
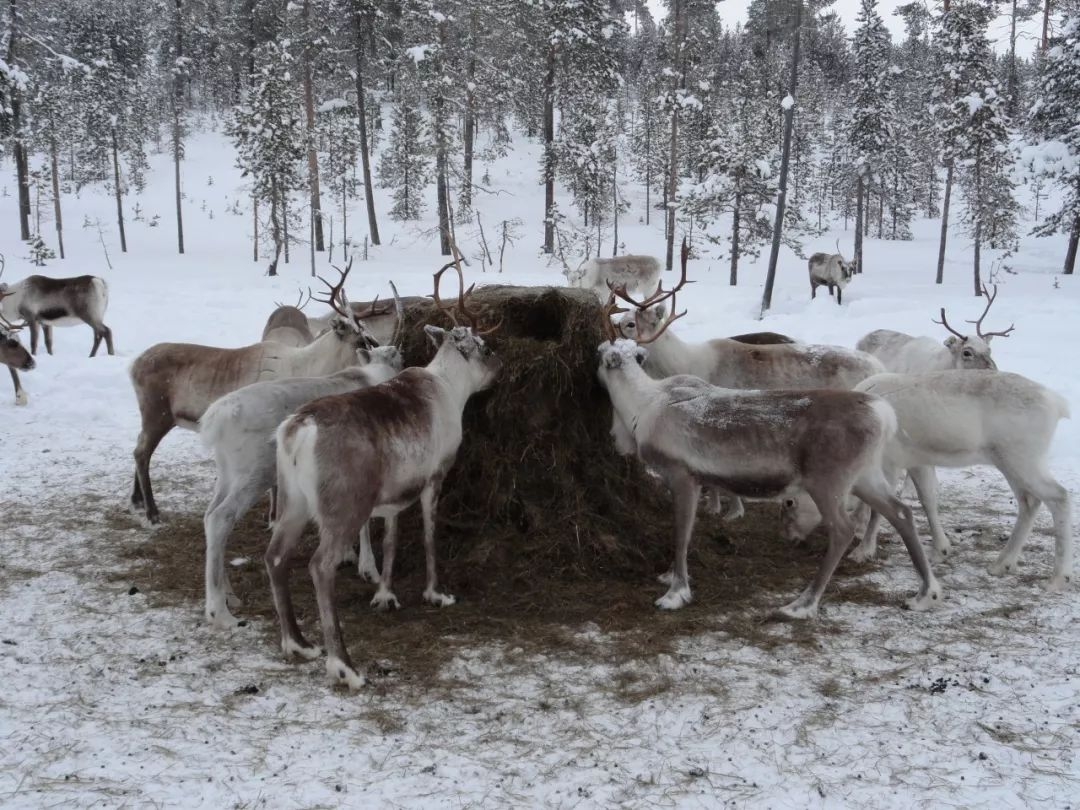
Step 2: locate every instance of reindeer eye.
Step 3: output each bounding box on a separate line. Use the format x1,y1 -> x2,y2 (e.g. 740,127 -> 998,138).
962,349 -> 974,358
783,498 -> 795,508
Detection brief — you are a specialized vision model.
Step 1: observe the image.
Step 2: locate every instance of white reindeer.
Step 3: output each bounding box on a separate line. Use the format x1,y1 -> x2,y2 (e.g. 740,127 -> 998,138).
597,288 -> 941,619
200,347 -> 403,629
128,262 -> 386,524
780,371 -> 1073,590
0,268 -> 114,357
563,254 -> 662,302
265,265 -> 502,690
857,285 -> 1013,372
808,243 -> 855,305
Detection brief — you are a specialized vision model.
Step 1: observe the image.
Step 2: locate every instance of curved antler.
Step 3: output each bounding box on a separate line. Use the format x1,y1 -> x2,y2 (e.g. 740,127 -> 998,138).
600,292 -> 629,344
431,245 -> 503,336
388,280 -> 405,347
609,238 -> 692,345
967,284 -> 1015,339
931,307 -> 966,339
0,289 -> 24,333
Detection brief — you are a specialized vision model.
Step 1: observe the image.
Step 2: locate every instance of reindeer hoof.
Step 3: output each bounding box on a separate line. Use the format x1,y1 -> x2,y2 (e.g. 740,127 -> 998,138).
326,656 -> 366,691
988,558 -> 1015,577
282,637 -> 321,662
15,393 -> 28,406
848,544 -> 876,564
206,609 -> 243,630
655,585 -> 691,610
423,589 -> 456,607
904,581 -> 943,611
772,601 -> 818,621
370,590 -> 400,611
1042,575 -> 1070,593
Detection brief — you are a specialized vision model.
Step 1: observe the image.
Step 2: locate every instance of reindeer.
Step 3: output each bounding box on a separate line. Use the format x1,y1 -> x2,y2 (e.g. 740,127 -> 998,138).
262,291 -> 315,348
597,279 -> 941,619
0,292 -> 34,406
128,261 -> 385,524
265,262 -> 501,689
200,344 -> 404,629
0,268 -> 114,356
857,285 -> 1013,372
808,242 -> 855,305
780,371 -> 1073,591
563,254 -> 662,302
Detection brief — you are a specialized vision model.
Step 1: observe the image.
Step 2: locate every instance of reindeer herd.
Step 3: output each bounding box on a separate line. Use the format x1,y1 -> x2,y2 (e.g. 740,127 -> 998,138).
0,244 -> 1073,690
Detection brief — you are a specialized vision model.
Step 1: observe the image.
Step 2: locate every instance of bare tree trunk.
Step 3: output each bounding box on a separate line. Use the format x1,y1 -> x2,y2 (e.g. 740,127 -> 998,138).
49,137 -> 65,259
1065,211 -> 1079,275
268,178 -> 280,276
854,177 -> 864,274
282,188 -> 290,264
664,0 -> 686,273
7,0 -> 30,241
461,9 -> 477,213
170,0 -> 185,254
1042,0 -> 1051,51
612,159 -> 619,257
1007,0 -> 1020,117
644,108 -> 652,226
936,163 -> 953,284
761,1 -> 802,314
353,7 -> 380,245
543,43 -> 556,254
729,190 -> 740,286
110,127 -> 128,252
434,19 -> 451,256
253,196 -> 259,261
301,0 -> 324,252
973,156 -> 982,296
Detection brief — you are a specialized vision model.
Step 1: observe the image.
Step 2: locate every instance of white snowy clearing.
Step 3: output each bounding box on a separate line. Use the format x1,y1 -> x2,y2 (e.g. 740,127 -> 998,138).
1,130 -> 1078,808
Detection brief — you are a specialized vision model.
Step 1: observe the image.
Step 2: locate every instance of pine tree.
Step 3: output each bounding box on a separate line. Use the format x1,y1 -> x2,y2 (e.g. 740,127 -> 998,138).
1029,11 -> 1080,274
377,65 -> 431,222
229,39 -> 305,275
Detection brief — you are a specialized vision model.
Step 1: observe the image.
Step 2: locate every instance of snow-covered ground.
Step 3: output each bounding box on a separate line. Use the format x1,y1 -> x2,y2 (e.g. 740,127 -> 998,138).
1,131 -> 1077,807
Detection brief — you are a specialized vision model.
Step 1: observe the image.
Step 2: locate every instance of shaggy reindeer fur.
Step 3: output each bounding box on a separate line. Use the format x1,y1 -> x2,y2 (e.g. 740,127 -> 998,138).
199,347 -> 404,628
564,255 -> 662,302
128,318 -> 376,524
808,252 -> 854,304
781,371 -> 1073,591
857,329 -> 998,371
261,305 -> 315,348
597,339 -> 941,619
266,325 -> 500,690
0,274 -> 114,356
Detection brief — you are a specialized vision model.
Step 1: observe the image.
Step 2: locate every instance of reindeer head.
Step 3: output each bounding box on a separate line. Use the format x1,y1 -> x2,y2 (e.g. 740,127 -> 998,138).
428,256 -> 502,390
932,284 -> 1014,370
0,295 -> 33,372
313,258 -> 386,351
357,345 -> 404,373
562,259 -> 588,286
608,238 -> 691,346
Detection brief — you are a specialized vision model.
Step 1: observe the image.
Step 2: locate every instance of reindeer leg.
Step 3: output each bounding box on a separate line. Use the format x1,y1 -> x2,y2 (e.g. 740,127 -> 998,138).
43,324 -> 54,355
131,414 -> 173,524
27,319 -> 40,356
775,488 -> 855,619
311,520 -> 365,690
356,522 -> 380,582
836,288 -> 843,305
265,488 -> 320,663
90,330 -> 102,358
103,324 -> 115,355
854,476 -> 942,611
204,481 -> 261,628
9,368 -> 27,406
908,466 -> 949,563
371,513 -> 400,611
420,479 -> 455,607
656,475 -> 700,610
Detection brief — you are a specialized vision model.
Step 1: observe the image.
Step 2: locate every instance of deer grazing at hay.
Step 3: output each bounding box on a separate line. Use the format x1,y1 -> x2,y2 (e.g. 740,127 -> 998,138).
598,242 -> 941,619
200,292 -> 406,629
0,291 -> 34,406
780,370 -> 1073,591
128,260 -> 383,524
857,284 -> 1014,373
0,264 -> 114,356
616,243 -> 884,520
266,261 -> 502,690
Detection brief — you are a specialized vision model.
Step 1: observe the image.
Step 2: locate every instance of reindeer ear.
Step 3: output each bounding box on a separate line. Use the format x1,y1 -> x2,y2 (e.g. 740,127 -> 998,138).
424,324 -> 446,349
652,304 -> 667,321
944,336 -> 960,349
356,348 -> 371,364
634,346 -> 648,366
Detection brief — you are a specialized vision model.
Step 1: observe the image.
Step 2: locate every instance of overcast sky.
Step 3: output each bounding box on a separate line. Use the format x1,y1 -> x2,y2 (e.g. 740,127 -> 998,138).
643,1 -> 1047,58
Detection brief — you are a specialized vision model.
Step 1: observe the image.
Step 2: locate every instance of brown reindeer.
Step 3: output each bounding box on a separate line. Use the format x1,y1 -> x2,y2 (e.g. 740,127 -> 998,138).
599,246 -> 941,618
265,262 -> 502,690
128,261 -> 384,524
0,292 -> 34,406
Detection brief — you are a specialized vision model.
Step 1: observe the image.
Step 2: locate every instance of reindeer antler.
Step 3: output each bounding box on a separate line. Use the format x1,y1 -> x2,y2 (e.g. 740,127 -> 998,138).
274,288 -> 313,311
0,289 -> 24,333
313,258 -> 355,319
431,244 -> 502,336
609,238 -> 692,345
931,307 -> 966,340
966,284 -> 1015,339
600,292 -> 629,344
388,280 -> 405,347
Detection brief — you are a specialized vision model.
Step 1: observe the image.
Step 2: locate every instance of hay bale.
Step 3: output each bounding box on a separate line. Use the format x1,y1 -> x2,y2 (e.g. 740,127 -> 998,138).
391,284 -> 738,593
